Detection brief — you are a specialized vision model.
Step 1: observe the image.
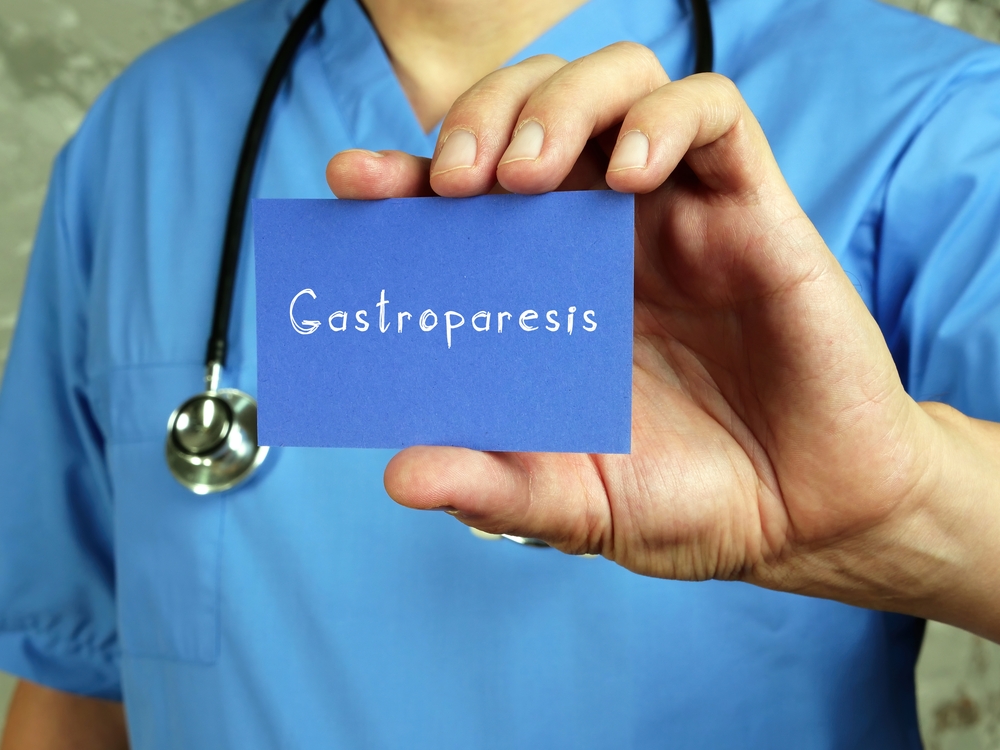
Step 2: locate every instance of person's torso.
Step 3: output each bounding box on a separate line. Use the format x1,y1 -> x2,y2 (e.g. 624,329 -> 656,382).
63,0 -> 993,745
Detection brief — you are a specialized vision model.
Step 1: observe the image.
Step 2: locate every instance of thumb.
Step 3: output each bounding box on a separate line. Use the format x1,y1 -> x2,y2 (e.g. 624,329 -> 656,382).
326,149 -> 434,199
384,446 -> 611,554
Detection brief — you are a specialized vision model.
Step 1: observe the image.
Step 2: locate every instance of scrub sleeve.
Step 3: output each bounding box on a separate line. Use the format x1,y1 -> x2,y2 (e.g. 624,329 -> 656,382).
0,145 -> 121,700
877,57 -> 1000,418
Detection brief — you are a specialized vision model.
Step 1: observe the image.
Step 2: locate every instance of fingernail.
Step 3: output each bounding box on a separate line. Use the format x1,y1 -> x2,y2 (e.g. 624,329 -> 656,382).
469,527 -> 503,541
433,130 -> 478,174
608,130 -> 649,171
500,120 -> 545,164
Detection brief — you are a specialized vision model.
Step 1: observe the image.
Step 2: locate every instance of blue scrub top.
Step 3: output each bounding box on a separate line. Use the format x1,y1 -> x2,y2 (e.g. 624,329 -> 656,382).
2,0 -> 1000,747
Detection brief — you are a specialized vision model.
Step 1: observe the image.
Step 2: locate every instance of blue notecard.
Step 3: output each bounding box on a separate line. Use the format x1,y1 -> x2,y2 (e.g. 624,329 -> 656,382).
254,192 -> 633,453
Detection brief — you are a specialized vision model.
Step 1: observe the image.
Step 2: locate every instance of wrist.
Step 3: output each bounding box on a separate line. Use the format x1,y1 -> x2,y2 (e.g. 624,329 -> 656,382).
904,401 -> 1000,641
777,398 -> 1000,642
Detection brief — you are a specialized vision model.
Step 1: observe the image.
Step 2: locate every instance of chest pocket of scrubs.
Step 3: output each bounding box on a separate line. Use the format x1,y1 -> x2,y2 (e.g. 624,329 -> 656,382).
100,365 -> 227,664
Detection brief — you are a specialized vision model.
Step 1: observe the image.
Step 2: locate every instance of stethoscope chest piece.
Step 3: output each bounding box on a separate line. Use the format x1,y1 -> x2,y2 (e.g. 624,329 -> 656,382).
166,388 -> 268,495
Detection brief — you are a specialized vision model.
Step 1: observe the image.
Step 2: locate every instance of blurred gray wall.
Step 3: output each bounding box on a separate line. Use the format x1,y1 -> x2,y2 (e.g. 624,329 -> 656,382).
1,1 -> 999,748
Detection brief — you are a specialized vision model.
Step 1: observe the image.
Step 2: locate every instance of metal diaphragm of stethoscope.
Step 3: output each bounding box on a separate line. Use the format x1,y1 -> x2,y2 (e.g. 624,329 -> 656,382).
165,0 -> 328,495
164,0 -> 715,542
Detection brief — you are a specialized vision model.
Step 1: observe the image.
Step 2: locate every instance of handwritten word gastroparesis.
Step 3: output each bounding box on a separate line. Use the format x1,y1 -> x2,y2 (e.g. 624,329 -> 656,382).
289,289 -> 598,348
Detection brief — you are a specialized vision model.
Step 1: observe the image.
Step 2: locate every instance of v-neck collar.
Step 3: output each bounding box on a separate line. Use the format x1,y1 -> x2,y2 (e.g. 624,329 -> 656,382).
293,0 -> 693,152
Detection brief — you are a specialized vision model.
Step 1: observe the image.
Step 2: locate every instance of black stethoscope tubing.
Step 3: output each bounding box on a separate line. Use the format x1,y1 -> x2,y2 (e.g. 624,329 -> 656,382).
167,0 -> 714,495
208,0 -> 331,376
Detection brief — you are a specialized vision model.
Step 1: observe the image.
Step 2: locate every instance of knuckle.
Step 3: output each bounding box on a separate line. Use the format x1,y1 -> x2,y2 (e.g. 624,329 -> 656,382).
583,500 -> 609,554
607,40 -> 650,58
608,41 -> 662,71
445,86 -> 516,129
700,74 -> 745,126
573,463 -> 613,555
520,53 -> 567,70
554,514 -> 603,557
448,56 -> 567,118
451,83 -> 501,113
700,72 -> 742,100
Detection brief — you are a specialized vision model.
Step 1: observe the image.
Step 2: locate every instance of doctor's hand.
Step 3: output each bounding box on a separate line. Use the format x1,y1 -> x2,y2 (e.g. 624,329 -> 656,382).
326,44 -> 1000,642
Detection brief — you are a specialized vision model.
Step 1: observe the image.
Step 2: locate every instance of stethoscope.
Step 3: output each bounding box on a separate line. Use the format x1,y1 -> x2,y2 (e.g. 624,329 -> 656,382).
165,0 -> 714,505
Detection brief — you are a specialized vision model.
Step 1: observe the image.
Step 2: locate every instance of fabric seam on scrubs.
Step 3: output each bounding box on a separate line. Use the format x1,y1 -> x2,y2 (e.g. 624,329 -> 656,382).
871,49 -> 1000,362
0,617 -> 118,660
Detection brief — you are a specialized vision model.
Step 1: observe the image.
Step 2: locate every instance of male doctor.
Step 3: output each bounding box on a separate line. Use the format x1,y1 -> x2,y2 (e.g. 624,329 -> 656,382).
2,0 -> 1000,748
